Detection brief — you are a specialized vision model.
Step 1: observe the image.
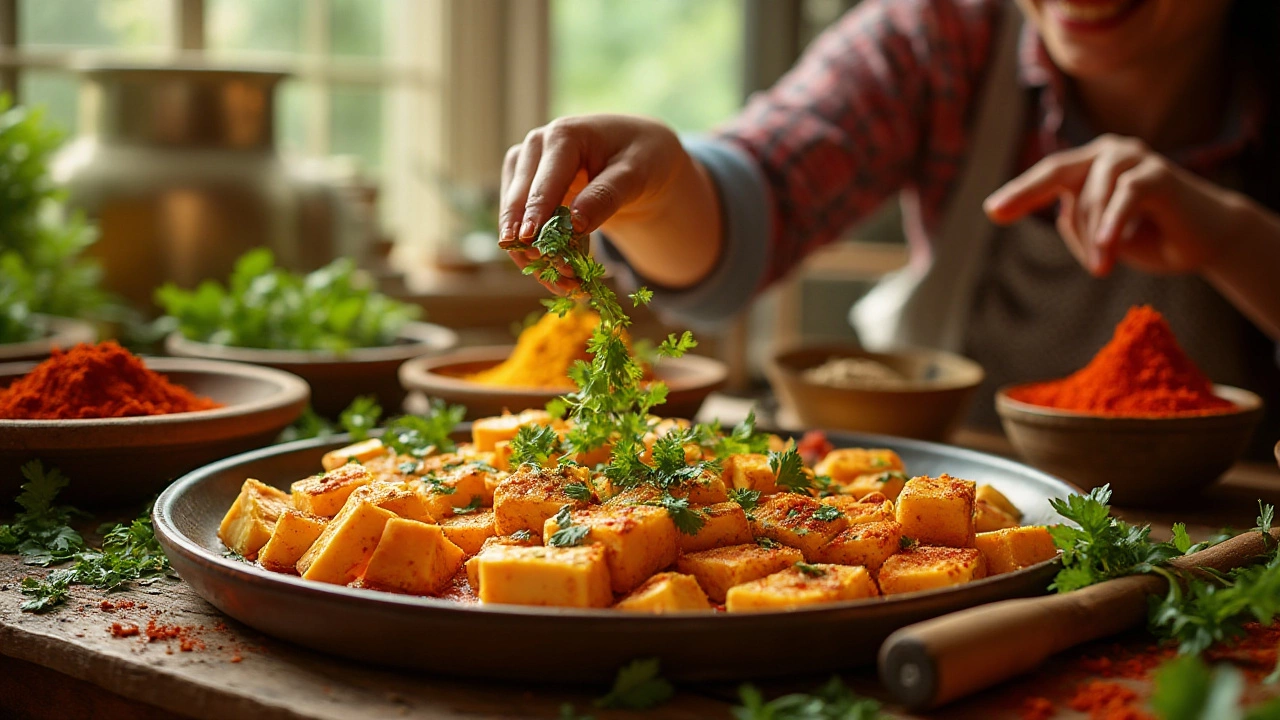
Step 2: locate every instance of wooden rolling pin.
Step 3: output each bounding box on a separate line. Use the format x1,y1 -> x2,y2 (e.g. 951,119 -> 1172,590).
878,527 -> 1280,711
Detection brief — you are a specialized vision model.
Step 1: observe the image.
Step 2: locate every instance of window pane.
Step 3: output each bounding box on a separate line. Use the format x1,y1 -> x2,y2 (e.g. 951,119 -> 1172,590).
18,72 -> 80,139
207,0 -> 304,55
552,0 -> 744,132
275,80 -> 308,157
330,85 -> 383,174
329,0 -> 388,58
19,0 -> 170,48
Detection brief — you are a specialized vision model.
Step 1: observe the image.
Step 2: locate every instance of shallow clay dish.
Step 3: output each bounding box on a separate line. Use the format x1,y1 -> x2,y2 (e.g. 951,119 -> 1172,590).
766,345 -> 984,441
153,429 -> 1075,683
166,321 -> 458,417
398,345 -> 727,419
997,384 -> 1263,506
0,357 -> 309,507
0,316 -> 97,363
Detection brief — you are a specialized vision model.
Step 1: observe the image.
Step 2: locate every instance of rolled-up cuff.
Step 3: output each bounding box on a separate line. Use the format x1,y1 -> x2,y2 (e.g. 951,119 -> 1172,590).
596,135 -> 771,331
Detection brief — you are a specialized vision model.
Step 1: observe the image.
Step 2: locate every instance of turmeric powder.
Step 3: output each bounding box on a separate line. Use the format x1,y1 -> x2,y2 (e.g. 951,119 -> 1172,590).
468,310 -> 600,389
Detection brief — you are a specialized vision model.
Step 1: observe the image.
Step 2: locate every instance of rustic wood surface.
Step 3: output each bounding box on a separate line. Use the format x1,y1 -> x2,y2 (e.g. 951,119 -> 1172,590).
2,431 -> 1279,720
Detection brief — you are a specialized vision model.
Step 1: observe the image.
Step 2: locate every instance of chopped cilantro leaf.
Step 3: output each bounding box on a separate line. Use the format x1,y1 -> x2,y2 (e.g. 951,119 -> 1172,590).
794,562 -> 826,577
509,529 -> 535,542
769,448 -> 812,494
595,658 -> 674,710
548,505 -> 590,547
452,497 -> 484,515
755,537 -> 782,550
899,536 -> 918,551
510,423 -> 562,468
564,481 -> 593,502
814,505 -> 842,522
338,395 -> 382,441
729,488 -> 761,513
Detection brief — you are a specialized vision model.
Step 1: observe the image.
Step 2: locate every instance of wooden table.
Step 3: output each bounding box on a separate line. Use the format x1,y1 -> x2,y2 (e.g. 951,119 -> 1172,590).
3,433 -> 1279,720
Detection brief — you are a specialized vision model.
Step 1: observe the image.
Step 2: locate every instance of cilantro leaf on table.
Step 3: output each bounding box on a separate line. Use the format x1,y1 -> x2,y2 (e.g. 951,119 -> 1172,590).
382,400 -> 465,457
1047,485 -> 1183,593
1150,654 -> 1280,720
733,677 -> 882,720
0,461 -> 85,567
594,658 -> 674,710
770,448 -> 812,494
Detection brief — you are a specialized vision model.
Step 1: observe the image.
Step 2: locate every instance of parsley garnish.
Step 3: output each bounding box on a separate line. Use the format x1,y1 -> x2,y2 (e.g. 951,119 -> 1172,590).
509,423 -> 562,468
729,488 -> 761,513
872,470 -> 908,484
814,505 -> 842,522
899,536 -> 918,551
346,456 -> 362,465
398,461 -> 419,474
421,475 -> 457,496
509,529 -> 535,542
734,677 -> 882,720
452,497 -> 484,515
564,481 -> 593,502
1150,654 -> 1280,720
755,537 -> 783,550
698,411 -> 771,459
795,562 -> 826,577
642,493 -> 705,536
769,448 -> 812,494
339,394 -> 382,440
813,475 -> 837,498
1048,485 -> 1183,593
0,461 -> 85,567
382,400 -> 466,457
547,505 -> 590,548
594,658 -> 674,710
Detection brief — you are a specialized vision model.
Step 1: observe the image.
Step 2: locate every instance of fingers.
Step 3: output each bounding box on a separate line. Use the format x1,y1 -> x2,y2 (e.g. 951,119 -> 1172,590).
499,130 -> 545,246
523,120 -> 588,239
1055,194 -> 1090,269
1075,149 -> 1142,252
569,160 -> 644,235
1096,157 -> 1169,248
984,144 -> 1096,224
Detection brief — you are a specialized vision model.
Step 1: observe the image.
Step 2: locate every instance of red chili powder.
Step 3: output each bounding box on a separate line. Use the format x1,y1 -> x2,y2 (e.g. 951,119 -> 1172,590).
109,622 -> 139,638
1068,680 -> 1154,720
0,341 -> 221,420
1007,306 -> 1235,417
145,619 -> 205,652
1020,696 -> 1055,720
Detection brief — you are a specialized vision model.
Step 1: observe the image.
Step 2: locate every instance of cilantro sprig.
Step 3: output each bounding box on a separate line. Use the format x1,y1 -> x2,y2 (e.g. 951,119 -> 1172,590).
770,448 -> 813,494
733,677 -> 882,720
548,505 -> 590,548
381,400 -> 466,457
594,658 -> 674,710
1048,485 -> 1184,593
0,461 -> 85,567
509,423 -> 563,468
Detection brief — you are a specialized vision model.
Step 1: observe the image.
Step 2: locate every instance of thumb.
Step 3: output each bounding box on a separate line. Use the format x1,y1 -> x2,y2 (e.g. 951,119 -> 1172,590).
568,162 -> 642,234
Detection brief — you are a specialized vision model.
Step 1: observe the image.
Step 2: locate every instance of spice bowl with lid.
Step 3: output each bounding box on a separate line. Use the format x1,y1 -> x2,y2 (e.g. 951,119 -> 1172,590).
995,385 -> 1264,506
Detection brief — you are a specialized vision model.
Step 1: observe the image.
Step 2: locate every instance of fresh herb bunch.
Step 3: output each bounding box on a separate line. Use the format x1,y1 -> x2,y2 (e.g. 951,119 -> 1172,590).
0,461 -> 85,566
277,395 -> 386,443
1151,654 -> 1280,720
696,411 -> 773,459
156,247 -> 421,352
381,400 -> 466,456
733,677 -> 882,720
769,448 -> 813,494
594,658 -> 674,710
1048,485 -> 1186,593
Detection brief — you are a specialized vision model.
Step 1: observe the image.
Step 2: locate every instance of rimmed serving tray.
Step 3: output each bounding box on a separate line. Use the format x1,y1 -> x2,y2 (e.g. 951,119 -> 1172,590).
153,429 -> 1077,683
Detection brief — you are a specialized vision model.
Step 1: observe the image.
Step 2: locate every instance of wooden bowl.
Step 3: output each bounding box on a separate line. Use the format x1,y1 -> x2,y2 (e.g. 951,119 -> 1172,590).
165,321 -> 458,417
0,357 -> 309,507
765,345 -> 984,441
398,345 -> 728,420
0,316 -> 97,363
996,385 -> 1264,506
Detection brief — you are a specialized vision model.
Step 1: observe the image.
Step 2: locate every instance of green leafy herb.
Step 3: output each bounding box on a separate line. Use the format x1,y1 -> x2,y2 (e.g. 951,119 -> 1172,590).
899,536 -> 918,551
421,476 -> 457,496
558,704 -> 594,720
1150,654 -> 1280,720
733,677 -> 882,720
339,395 -> 382,441
548,505 -> 590,548
700,411 -> 772,459
629,288 -> 654,307
451,497 -> 484,515
509,424 -> 562,468
594,658 -> 674,710
814,505 -> 842,522
564,481 -> 592,502
729,488 -> 762,513
642,493 -> 705,536
1048,485 -> 1183,593
382,400 -> 466,457
509,529 -> 535,543
0,461 -> 85,566
872,471 -> 908,484
756,537 -> 783,550
769,448 -> 812,494
276,406 -> 335,443
813,475 -> 837,498
795,562 -> 826,578
398,461 -> 420,474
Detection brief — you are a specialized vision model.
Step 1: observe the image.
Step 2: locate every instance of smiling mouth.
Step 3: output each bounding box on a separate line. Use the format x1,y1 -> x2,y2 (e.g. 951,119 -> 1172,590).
1046,0 -> 1146,30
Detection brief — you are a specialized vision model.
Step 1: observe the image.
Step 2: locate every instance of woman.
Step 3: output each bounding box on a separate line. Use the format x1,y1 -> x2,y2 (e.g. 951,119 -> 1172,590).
498,0 -> 1280,436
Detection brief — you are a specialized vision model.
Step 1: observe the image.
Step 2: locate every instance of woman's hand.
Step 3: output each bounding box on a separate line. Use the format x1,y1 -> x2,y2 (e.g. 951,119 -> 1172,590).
982,134 -> 1245,277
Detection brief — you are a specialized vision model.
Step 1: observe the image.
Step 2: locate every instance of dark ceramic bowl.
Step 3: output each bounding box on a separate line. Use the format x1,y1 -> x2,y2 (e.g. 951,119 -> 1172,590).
153,429 -> 1075,683
166,321 -> 458,417
0,316 -> 97,363
0,357 -> 309,507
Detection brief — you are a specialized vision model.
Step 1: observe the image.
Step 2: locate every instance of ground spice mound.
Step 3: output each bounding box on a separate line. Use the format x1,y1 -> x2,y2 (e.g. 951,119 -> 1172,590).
0,341 -> 221,419
1008,306 -> 1235,417
467,310 -> 600,389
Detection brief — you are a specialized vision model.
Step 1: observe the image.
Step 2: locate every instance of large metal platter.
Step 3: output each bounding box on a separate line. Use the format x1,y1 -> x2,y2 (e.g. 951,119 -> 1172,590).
153,429 -> 1077,683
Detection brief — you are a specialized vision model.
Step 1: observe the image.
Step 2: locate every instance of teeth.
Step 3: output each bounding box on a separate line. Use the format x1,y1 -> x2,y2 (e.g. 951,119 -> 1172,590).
1054,0 -> 1131,22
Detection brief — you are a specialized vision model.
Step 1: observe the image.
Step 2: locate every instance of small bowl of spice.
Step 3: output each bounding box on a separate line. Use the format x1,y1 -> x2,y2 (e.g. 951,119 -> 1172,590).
766,345 -> 984,441
0,341 -> 309,506
997,306 -> 1263,506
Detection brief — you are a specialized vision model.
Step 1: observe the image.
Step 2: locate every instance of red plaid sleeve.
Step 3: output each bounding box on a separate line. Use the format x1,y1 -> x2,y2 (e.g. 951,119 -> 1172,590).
717,0 -> 1000,287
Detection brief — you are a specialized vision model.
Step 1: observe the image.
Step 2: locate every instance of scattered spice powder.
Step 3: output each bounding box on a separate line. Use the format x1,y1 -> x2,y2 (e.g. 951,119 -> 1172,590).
145,619 -> 205,652
1007,305 -> 1235,417
109,622 -> 139,638
1068,681 -> 1153,720
1020,696 -> 1055,720
0,341 -> 221,419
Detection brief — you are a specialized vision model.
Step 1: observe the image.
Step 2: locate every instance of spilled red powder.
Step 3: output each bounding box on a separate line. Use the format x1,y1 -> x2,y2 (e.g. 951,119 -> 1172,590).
1020,696 -> 1055,720
1068,681 -> 1153,720
145,619 -> 205,652
109,622 -> 139,638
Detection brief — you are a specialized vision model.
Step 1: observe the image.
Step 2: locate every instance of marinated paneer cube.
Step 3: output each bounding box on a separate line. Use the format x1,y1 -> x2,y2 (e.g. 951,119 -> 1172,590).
297,499 -> 398,584
218,479 -> 291,560
470,544 -> 612,608
977,484 -> 1022,521
346,483 -> 436,524
439,510 -> 497,556
723,453 -> 781,495
603,484 -> 660,506
725,563 -> 879,611
544,505 -> 679,594
362,518 -> 466,595
823,496 -> 895,525
417,463 -> 492,519
471,409 -> 555,452
750,493 -> 848,561
814,449 -> 905,484
895,475 -> 977,548
878,547 -> 987,595
603,473 -> 728,507
681,470 -> 729,505
291,463 -> 374,517
258,510 -> 328,573
321,438 -> 389,472
975,499 -> 1019,533
973,527 -> 1057,575
834,471 -> 909,501
614,572 -> 712,613
812,521 -> 902,571
466,532 -> 542,588
675,543 -> 804,603
492,465 -> 592,536
680,502 -> 752,553
493,440 -> 513,472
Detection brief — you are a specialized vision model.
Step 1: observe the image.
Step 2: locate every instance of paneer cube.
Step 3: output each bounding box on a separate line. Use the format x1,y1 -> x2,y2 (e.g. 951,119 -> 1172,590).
974,526 -> 1058,575
470,544 -> 612,608
834,471 -> 909,501
258,510 -> 327,573
814,449 -> 905,484
291,463 -> 374,517
471,409 -> 554,452
680,502 -> 752,553
975,499 -> 1019,533
977,484 -> 1023,520
614,572 -> 712,613
675,543 -> 804,603
492,465 -> 592,535
466,532 -> 542,588
723,453 -> 781,495
440,510 -> 497,556
493,440 -> 513,472
812,520 -> 902,571
725,564 -> 879,611
878,546 -> 987,595
218,479 -> 291,560
361,518 -> 466,595
347,483 -> 436,523
543,505 -> 678,594
681,470 -> 730,504
750,493 -> 848,561
321,438 -> 389,472
823,496 -> 895,525
417,462 -> 492,519
895,474 -> 977,548
296,499 -> 398,584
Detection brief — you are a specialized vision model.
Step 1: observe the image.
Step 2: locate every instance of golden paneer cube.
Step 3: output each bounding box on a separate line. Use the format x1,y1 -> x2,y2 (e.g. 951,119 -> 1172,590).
614,572 -> 712,613
725,563 -> 879,611
291,463 -> 374,517
492,465 -> 592,536
219,479 -> 291,560
814,449 -> 904,484
975,499 -> 1019,533
977,484 -> 1022,520
440,510 -> 497,556
362,518 -> 466,595
974,526 -> 1057,575
723,453 -> 781,495
895,474 -> 977,548
681,470 -> 730,505
675,543 -> 804,603
603,474 -> 728,507
321,438 -> 389,472
544,505 -> 678,594
471,409 -> 555,452
835,471 -> 909,501
258,510 -> 327,573
492,440 -> 513,472
417,463 -> 492,519
466,532 -> 542,588
812,520 -> 902,571
878,546 -> 987,595
346,483 -> 436,523
823,496 -> 895,525
297,499 -> 398,584
470,544 -> 612,608
750,493 -> 848,561
680,502 -> 752,553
